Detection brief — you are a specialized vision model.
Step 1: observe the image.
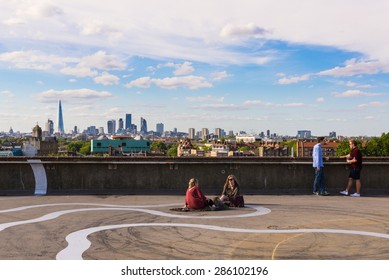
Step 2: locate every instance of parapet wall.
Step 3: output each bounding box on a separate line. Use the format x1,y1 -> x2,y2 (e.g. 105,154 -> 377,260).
1,157 -> 388,196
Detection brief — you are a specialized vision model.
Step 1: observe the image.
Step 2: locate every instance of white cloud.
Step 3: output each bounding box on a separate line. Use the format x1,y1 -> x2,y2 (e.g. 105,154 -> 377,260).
220,22 -> 268,39
60,66 -> 98,78
358,101 -> 388,108
157,61 -> 195,75
211,71 -> 231,81
126,75 -> 212,90
0,90 -> 14,98
318,59 -> 385,77
174,62 -> 194,75
3,3 -> 63,25
186,95 -> 224,102
60,51 -> 126,78
334,90 -> 382,98
93,72 -> 120,85
277,74 -> 311,84
125,77 -> 153,88
78,51 -> 126,71
316,97 -> 325,103
0,50 -> 76,71
35,88 -> 113,103
194,104 -> 246,111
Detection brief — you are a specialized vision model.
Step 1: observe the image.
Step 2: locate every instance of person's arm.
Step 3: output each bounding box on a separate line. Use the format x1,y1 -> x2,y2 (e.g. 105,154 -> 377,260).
312,146 -> 320,170
340,153 -> 350,159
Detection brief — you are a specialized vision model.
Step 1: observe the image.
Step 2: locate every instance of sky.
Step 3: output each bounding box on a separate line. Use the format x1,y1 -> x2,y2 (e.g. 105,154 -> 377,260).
0,0 -> 388,137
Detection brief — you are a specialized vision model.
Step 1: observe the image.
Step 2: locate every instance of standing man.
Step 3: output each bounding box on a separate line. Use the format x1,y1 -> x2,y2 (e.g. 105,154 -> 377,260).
340,140 -> 363,197
312,137 -> 329,195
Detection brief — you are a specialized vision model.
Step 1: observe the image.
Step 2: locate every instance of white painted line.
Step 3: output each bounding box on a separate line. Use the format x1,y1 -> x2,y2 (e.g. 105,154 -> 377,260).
56,222 -> 389,260
27,159 -> 47,195
0,204 -> 270,233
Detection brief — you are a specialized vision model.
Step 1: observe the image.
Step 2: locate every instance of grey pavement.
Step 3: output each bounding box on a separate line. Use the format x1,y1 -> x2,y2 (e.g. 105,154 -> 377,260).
0,194 -> 388,260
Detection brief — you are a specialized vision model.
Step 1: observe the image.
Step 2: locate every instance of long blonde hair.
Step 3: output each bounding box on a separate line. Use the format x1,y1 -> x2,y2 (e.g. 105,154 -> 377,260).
188,178 -> 198,189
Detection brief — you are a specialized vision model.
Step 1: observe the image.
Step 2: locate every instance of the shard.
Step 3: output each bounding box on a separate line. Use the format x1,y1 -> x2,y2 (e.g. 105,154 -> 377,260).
57,100 -> 64,134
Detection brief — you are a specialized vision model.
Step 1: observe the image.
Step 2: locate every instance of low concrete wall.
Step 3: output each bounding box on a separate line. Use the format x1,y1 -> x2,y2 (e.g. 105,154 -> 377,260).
1,157 -> 388,196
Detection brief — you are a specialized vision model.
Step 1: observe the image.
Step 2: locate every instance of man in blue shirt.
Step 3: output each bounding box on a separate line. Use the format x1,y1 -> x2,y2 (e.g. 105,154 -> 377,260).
312,137 -> 329,195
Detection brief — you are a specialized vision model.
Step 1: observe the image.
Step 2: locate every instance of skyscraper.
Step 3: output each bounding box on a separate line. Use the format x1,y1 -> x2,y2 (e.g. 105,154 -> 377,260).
156,123 -> 164,135
57,100 -> 64,134
45,119 -> 54,136
140,117 -> 147,134
107,120 -> 116,135
188,128 -> 195,139
125,114 -> 132,130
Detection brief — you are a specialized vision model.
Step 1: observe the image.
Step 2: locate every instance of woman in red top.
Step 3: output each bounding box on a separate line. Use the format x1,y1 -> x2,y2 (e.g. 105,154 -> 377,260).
185,178 -> 208,209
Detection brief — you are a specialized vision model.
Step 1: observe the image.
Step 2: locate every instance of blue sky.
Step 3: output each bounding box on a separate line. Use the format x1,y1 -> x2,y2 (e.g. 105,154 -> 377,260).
0,0 -> 388,136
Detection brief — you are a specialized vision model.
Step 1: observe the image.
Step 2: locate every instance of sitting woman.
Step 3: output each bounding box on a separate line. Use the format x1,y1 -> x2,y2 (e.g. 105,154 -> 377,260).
220,175 -> 244,207
185,178 -> 213,210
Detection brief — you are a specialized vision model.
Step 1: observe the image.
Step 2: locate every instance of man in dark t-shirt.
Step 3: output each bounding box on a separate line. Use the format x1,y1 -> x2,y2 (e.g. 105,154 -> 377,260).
339,140 -> 363,197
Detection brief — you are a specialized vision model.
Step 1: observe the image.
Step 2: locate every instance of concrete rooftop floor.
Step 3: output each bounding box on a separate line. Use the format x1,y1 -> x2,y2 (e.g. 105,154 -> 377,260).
0,194 -> 388,260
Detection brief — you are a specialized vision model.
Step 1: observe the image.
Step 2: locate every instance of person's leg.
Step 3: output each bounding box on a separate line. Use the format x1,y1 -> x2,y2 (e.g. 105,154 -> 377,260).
355,180 -> 361,194
345,178 -> 353,192
319,168 -> 327,194
313,168 -> 320,194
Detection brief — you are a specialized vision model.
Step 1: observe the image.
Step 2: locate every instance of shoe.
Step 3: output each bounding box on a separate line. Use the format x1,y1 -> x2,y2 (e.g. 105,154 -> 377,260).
339,190 -> 348,195
320,191 -> 330,196
313,192 -> 319,195
350,193 -> 361,197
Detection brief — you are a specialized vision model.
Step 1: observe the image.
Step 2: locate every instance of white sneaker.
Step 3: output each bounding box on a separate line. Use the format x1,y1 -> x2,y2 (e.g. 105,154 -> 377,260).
339,190 -> 348,195
350,193 -> 361,197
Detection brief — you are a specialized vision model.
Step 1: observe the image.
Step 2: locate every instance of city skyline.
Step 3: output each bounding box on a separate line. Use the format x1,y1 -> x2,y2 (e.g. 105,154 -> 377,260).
1,1 -> 389,137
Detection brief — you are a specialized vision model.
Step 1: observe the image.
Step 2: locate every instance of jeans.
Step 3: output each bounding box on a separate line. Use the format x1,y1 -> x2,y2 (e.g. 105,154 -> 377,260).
313,168 -> 325,193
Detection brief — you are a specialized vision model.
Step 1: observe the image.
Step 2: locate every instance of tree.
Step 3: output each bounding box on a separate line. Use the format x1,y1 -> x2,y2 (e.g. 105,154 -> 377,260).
167,144 -> 178,157
79,142 -> 91,155
67,141 -> 84,152
151,141 -> 167,153
335,140 -> 350,156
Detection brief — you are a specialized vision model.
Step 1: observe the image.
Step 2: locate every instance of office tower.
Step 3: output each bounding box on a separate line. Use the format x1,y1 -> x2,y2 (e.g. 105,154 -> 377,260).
215,128 -> 223,139
297,130 -> 311,139
45,119 -> 54,136
107,119 -> 116,135
156,123 -> 164,134
188,128 -> 195,139
125,114 -> 132,130
118,118 -> 124,132
57,100 -> 64,134
329,131 -> 336,138
74,126 -> 78,134
140,117 -> 147,134
201,128 -> 209,140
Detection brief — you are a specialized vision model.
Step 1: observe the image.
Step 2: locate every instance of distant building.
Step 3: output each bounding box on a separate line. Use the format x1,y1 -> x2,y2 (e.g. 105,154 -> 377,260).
107,120 -> 116,135
201,128 -> 209,140
125,114 -> 132,130
297,130 -> 312,139
210,144 -> 229,157
90,138 -> 150,155
296,140 -> 338,157
140,117 -> 147,134
258,144 -> 288,157
188,128 -> 195,139
329,131 -> 336,138
236,135 -> 262,143
57,100 -> 64,134
156,123 -> 164,135
215,128 -> 223,139
27,124 -> 58,156
44,119 -> 54,136
118,118 -> 124,133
